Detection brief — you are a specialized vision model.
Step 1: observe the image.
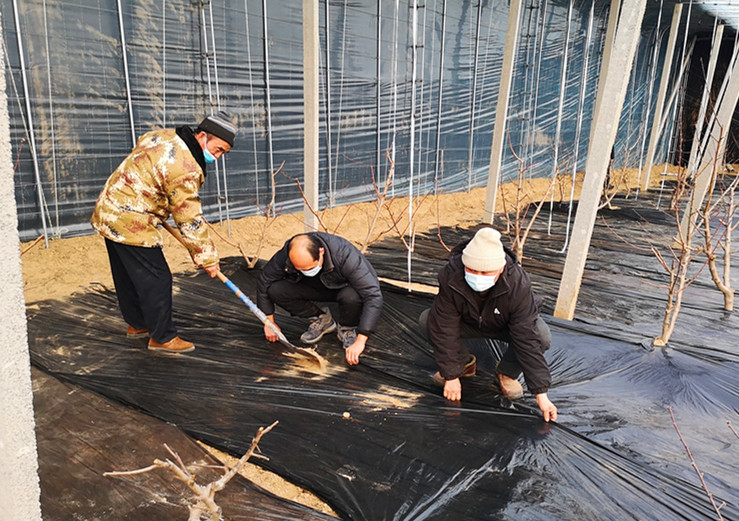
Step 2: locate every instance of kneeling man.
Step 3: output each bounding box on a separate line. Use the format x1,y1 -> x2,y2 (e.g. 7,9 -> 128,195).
419,227 -> 557,421
257,233 -> 383,365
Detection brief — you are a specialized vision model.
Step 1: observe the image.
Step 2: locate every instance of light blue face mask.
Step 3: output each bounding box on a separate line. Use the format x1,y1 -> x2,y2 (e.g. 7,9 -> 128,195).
203,138 -> 217,163
203,147 -> 217,164
300,263 -> 322,277
465,272 -> 497,292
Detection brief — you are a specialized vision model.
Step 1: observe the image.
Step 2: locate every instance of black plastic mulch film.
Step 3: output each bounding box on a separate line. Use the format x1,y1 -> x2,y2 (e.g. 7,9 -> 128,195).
28,191 -> 738,520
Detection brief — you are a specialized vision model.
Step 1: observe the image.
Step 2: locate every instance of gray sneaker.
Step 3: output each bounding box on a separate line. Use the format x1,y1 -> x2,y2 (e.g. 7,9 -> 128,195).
300,307 -> 336,344
337,326 -> 358,349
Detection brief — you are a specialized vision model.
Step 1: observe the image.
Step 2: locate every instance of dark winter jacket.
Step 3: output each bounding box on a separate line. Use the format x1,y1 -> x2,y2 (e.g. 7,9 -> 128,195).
257,232 -> 383,337
428,241 -> 551,394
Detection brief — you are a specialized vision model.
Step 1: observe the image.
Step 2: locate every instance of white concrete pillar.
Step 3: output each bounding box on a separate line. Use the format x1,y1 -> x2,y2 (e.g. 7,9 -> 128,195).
0,10 -> 43,520
587,0 -> 620,146
482,0 -> 522,223
303,0 -> 320,232
679,46 -> 739,238
554,0 -> 647,320
687,24 -> 724,177
641,3 -> 683,190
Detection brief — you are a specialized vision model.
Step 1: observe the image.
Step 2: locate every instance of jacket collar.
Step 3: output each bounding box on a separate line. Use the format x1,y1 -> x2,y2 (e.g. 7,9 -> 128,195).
176,126 -> 207,176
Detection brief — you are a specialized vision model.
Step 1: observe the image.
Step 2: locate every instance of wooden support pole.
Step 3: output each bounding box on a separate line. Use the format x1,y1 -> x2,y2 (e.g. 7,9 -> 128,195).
303,0 -> 319,232
554,0 -> 647,320
482,0 -> 522,223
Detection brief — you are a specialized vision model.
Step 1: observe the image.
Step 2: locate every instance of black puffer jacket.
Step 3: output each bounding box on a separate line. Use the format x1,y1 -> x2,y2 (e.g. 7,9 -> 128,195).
257,232 -> 383,336
428,241 -> 551,394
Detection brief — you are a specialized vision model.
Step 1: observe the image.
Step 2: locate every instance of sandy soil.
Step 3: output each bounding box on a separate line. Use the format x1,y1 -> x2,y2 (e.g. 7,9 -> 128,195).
19,165 -> 671,513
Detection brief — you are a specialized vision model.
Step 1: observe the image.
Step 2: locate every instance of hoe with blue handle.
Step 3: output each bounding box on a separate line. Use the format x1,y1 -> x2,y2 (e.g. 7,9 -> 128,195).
162,221 -> 327,368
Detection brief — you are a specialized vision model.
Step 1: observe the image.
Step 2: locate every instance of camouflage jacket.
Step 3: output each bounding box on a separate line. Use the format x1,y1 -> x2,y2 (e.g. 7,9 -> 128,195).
91,128 -> 218,267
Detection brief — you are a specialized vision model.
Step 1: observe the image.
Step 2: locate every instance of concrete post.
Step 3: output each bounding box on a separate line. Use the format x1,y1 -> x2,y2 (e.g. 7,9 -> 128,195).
554,0 -> 647,320
679,47 -> 739,239
303,0 -> 319,232
482,0 -> 522,222
0,11 -> 43,520
587,0 -> 620,146
687,24 -> 724,177
641,3 -> 683,191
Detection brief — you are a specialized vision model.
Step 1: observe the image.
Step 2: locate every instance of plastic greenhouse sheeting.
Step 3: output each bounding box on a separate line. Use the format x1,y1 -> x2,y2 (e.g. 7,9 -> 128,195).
32,367 -> 337,520
5,0 -> 683,241
27,189 -> 739,520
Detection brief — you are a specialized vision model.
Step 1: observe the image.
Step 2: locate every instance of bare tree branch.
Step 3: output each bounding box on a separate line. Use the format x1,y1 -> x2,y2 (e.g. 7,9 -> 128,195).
668,407 -> 726,519
104,421 -> 279,521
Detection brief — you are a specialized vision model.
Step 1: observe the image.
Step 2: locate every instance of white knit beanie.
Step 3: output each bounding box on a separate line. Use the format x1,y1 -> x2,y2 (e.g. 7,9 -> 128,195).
461,228 -> 506,272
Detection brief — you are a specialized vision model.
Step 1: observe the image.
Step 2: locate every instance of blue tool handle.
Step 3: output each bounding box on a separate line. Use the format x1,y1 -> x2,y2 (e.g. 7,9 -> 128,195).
217,273 -> 289,343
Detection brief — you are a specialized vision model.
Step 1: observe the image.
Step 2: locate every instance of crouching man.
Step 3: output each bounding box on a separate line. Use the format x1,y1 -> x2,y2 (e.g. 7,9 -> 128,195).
257,233 -> 383,365
419,227 -> 557,422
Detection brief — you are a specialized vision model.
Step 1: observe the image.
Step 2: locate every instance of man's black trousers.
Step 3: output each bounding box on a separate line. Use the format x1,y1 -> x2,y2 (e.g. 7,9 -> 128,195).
418,308 -> 551,381
266,276 -> 362,327
104,238 -> 177,343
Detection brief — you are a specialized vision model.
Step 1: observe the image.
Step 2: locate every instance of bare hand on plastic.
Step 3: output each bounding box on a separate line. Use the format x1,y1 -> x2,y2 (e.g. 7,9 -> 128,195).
536,393 -> 557,422
443,378 -> 462,401
345,335 -> 367,365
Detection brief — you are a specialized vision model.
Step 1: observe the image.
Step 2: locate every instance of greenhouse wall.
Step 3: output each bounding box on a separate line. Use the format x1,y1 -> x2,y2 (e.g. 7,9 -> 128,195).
2,0 -> 676,241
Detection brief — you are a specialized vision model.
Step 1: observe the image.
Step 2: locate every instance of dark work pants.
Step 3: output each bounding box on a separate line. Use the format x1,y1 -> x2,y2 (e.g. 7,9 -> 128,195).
418,308 -> 551,379
267,277 -> 363,327
105,239 -> 177,343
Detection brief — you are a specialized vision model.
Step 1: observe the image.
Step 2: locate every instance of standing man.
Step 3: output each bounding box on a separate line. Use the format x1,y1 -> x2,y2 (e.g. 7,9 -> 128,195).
419,227 -> 558,422
257,232 -> 383,366
91,112 -> 236,353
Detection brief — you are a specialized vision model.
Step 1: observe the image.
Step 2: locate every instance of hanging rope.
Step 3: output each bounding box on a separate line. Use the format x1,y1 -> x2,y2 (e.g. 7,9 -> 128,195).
11,0 -> 50,247
331,0 -> 349,207
242,0 -> 261,210
42,0 -> 59,230
657,0 -> 694,209
547,0 -> 572,236
433,0 -> 448,192
635,0 -> 665,199
325,0 -> 334,208
408,0 -> 419,291
261,0 -> 276,213
560,0 -> 594,253
466,0 -> 483,192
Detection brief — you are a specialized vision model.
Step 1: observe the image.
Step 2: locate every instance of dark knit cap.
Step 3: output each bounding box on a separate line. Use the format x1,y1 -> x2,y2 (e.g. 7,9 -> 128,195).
196,111 -> 236,147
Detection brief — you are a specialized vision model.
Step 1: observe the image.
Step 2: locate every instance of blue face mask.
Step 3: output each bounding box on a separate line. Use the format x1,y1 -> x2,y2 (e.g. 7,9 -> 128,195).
203,137 -> 217,164
300,264 -> 322,277
465,272 -> 497,292
203,147 -> 216,164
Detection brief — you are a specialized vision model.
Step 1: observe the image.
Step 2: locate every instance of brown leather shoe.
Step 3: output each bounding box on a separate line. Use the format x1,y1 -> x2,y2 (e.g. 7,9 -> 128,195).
147,337 -> 195,353
126,325 -> 149,338
432,355 -> 477,385
496,372 -> 524,400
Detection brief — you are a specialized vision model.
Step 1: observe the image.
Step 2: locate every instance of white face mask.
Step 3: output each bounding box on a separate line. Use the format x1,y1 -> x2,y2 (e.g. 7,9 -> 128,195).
465,272 -> 497,292
300,263 -> 322,277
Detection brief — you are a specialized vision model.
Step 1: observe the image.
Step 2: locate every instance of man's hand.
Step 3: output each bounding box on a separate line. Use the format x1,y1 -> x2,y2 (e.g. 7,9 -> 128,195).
345,334 -> 368,365
264,315 -> 280,342
536,393 -> 558,422
443,378 -> 462,401
203,263 -> 221,278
